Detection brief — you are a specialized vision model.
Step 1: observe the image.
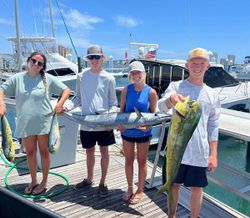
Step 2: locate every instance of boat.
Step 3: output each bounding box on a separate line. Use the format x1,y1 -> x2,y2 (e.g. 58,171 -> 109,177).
0,0 -> 78,92
228,57 -> 250,82
130,58 -> 250,112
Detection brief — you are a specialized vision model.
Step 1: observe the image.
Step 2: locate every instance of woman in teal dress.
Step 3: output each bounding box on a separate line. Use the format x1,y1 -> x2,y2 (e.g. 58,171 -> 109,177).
0,52 -> 71,195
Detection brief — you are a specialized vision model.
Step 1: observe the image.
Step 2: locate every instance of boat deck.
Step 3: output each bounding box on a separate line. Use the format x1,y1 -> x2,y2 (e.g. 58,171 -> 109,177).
0,140 -> 247,218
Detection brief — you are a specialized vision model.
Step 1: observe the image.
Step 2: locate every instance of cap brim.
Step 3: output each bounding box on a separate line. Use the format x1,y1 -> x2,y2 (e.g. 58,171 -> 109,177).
129,68 -> 144,73
188,56 -> 209,61
86,54 -> 103,58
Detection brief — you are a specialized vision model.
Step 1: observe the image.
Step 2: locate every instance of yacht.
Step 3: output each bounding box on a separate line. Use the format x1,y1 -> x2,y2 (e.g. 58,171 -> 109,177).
228,56 -> 250,82
130,58 -> 250,112
0,1 -> 78,92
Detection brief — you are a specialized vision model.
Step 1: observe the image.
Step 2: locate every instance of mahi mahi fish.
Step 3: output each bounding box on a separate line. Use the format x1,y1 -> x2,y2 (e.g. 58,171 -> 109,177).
156,96 -> 201,215
64,111 -> 171,130
1,115 -> 15,162
48,114 -> 61,154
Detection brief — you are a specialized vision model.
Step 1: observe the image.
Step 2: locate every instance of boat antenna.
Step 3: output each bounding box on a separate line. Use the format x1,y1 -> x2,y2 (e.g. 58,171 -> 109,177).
129,33 -> 131,60
14,0 -> 22,72
48,0 -> 55,38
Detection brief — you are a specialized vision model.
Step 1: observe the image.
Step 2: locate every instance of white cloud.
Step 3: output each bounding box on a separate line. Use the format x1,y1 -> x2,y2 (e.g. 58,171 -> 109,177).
115,16 -> 140,27
63,9 -> 103,30
0,18 -> 13,25
48,5 -> 103,30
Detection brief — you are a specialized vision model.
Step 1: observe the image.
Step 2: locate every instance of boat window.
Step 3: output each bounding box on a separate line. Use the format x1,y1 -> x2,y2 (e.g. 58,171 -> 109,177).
160,65 -> 171,95
47,68 -> 76,76
204,67 -> 239,88
152,64 -> 160,88
172,66 -> 186,81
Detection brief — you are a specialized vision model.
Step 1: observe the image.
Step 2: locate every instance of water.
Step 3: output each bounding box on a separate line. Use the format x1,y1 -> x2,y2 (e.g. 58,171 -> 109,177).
205,136 -> 250,216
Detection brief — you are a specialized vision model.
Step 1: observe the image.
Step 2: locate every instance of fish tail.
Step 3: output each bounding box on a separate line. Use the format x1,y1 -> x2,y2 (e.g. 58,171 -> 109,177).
153,181 -> 170,200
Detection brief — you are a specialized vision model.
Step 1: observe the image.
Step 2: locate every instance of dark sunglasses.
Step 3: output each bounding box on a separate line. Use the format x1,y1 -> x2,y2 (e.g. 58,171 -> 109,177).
30,58 -> 44,67
87,55 -> 102,60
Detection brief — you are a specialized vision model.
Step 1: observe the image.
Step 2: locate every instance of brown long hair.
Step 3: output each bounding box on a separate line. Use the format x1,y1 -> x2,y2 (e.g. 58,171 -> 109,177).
27,52 -> 47,88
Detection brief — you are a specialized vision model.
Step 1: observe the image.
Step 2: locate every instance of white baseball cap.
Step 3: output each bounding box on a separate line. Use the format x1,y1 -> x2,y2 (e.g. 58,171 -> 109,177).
129,61 -> 145,73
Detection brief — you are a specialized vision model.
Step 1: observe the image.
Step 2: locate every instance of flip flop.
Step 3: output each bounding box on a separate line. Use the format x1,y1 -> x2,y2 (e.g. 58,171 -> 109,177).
32,185 -> 47,195
122,192 -> 133,202
129,193 -> 143,205
24,184 -> 39,195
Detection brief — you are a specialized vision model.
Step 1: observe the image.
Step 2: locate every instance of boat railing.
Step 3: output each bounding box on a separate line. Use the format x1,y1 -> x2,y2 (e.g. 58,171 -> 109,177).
147,127 -> 250,205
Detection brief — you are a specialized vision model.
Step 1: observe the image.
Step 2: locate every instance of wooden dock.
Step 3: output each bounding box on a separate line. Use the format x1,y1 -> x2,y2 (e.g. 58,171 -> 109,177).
0,143 -> 183,218
0,139 -> 247,217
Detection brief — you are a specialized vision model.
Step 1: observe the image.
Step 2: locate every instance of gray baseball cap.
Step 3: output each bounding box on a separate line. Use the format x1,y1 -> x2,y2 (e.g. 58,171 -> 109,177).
86,45 -> 103,57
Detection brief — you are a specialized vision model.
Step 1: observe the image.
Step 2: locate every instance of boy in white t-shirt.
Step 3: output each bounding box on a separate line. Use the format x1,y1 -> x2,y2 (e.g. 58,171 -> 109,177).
158,48 -> 221,218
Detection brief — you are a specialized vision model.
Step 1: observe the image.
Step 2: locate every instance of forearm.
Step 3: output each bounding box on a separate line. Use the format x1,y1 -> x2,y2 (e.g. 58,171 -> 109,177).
0,91 -> 6,115
208,140 -> 218,171
58,88 -> 71,106
0,91 -> 5,104
209,140 -> 218,159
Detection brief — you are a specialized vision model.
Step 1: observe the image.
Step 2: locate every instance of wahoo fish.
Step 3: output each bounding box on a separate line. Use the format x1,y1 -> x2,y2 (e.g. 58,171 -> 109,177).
64,111 -> 171,130
1,115 -> 15,162
156,96 -> 201,215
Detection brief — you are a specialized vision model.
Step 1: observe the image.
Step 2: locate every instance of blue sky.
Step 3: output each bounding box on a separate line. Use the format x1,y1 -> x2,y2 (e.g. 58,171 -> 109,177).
1,0 -> 250,63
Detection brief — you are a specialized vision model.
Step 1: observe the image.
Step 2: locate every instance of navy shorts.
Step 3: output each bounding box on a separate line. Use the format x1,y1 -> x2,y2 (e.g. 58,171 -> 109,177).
80,130 -> 115,149
121,135 -> 152,143
174,164 -> 208,187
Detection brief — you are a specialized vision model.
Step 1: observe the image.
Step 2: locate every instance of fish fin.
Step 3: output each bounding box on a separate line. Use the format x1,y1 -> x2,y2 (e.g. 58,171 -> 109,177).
152,182 -> 169,200
134,107 -> 142,117
174,96 -> 190,117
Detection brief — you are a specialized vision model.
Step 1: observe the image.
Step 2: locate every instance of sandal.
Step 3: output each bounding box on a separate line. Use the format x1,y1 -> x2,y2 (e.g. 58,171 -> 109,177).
24,183 -> 39,195
74,179 -> 93,190
32,185 -> 47,195
122,192 -> 133,202
129,193 -> 143,205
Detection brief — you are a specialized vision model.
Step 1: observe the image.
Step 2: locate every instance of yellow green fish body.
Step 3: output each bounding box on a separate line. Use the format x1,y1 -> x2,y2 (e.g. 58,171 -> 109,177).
157,96 -> 201,215
1,115 -> 15,162
48,115 -> 60,154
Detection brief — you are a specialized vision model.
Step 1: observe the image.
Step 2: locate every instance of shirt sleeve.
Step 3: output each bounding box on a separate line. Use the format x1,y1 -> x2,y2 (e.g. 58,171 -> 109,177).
108,76 -> 118,113
65,74 -> 82,111
0,75 -> 17,97
48,74 -> 67,96
207,93 -> 221,142
158,82 -> 176,113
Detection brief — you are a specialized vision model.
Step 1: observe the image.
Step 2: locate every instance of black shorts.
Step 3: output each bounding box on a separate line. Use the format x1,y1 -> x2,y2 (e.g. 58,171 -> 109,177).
121,135 -> 152,143
174,164 -> 208,187
80,130 -> 115,149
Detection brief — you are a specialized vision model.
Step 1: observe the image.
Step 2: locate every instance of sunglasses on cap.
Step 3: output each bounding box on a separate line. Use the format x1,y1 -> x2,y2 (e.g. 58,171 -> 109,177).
87,55 -> 102,60
30,58 -> 44,67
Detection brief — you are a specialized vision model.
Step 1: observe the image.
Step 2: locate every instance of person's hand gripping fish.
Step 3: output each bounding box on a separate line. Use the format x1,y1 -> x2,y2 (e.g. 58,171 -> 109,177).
165,93 -> 186,109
